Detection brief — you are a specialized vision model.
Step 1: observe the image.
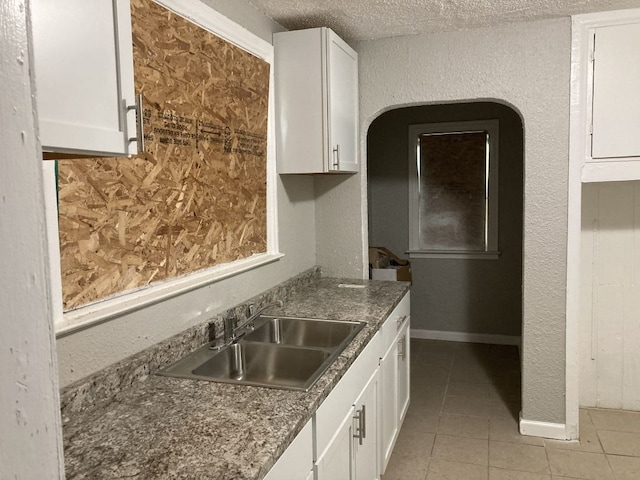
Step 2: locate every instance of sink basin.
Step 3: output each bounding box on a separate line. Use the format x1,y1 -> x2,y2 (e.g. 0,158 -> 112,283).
158,317 -> 365,391
192,343 -> 330,389
242,316 -> 362,348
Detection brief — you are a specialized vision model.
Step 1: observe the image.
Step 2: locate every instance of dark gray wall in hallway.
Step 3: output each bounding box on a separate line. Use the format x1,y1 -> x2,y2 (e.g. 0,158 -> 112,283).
367,102 -> 523,337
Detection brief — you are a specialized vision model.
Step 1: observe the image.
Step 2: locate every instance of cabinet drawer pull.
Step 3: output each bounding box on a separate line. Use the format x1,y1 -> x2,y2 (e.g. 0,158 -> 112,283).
352,405 -> 365,445
397,315 -> 407,330
361,404 -> 366,440
398,335 -> 406,361
127,93 -> 145,153
332,144 -> 340,169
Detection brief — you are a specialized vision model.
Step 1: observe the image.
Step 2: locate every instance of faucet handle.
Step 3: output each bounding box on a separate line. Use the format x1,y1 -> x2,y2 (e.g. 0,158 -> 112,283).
224,311 -> 237,342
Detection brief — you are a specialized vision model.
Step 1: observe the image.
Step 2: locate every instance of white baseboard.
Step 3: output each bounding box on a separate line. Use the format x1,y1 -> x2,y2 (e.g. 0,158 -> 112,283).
411,328 -> 521,346
519,413 -> 569,440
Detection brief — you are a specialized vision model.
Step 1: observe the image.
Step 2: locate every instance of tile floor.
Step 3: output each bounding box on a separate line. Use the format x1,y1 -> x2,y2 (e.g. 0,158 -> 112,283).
381,338 -> 640,480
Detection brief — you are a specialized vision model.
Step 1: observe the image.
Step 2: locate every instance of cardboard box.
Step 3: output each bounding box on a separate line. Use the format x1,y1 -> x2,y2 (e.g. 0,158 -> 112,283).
369,247 -> 412,283
371,265 -> 412,282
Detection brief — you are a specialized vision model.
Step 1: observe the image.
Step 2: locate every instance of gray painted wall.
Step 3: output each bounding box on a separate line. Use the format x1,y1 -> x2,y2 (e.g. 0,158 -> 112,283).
357,18 -> 571,425
368,103 -> 523,337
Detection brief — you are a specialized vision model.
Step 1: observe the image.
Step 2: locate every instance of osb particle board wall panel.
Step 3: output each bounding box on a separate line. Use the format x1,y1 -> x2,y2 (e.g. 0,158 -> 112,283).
57,0 -> 269,310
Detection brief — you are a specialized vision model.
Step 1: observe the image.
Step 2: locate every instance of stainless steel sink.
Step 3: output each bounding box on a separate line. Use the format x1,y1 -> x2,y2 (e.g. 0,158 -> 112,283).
158,317 -> 365,391
242,316 -> 362,348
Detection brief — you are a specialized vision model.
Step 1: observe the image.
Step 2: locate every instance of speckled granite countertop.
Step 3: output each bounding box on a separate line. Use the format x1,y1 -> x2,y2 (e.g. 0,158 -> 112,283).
62,277 -> 410,480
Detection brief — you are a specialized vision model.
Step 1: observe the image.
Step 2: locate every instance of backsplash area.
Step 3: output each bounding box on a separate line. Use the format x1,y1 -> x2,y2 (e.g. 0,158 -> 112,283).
59,266 -> 320,419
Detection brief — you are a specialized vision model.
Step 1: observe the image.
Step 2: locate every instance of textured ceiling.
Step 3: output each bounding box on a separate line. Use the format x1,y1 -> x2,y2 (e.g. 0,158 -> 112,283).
247,0 -> 640,42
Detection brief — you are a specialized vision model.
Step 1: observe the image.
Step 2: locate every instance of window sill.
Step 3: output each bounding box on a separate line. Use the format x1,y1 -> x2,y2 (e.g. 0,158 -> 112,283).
406,250 -> 501,260
55,252 -> 284,338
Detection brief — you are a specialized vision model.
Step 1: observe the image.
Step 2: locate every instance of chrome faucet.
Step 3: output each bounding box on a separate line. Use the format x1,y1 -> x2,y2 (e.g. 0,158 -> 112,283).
232,300 -> 284,338
210,300 -> 284,351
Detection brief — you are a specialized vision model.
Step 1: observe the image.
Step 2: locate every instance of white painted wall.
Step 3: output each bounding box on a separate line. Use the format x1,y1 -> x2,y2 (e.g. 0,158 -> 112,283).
53,0 -> 318,387
357,18 -> 571,426
202,0 -> 286,42
580,182 -> 640,411
0,0 -> 64,476
315,174 -> 368,278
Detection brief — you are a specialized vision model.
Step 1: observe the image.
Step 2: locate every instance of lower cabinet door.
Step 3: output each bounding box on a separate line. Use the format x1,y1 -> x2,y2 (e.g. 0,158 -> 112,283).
379,340 -> 398,474
353,369 -> 379,480
316,407 -> 354,480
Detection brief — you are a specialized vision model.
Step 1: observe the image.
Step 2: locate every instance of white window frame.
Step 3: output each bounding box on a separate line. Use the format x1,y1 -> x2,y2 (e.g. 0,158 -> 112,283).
407,120 -> 500,260
43,0 -> 281,336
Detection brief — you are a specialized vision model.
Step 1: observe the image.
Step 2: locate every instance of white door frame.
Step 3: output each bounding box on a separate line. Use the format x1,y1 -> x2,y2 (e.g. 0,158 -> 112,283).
566,7 -> 640,440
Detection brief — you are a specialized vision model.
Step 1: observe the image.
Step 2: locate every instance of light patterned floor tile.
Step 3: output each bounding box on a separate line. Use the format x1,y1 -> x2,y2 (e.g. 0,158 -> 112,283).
597,429 -> 640,456
587,408 -> 640,434
432,434 -> 489,466
393,427 -> 435,458
489,441 -> 549,475
546,449 -> 614,480
447,382 -> 491,399
442,395 -> 490,417
381,452 -> 429,480
489,400 -> 520,420
606,454 -> 640,480
427,458 -> 488,480
403,411 -> 440,433
437,414 -> 489,439
410,389 -> 446,414
487,381 -> 521,403
489,467 -> 550,479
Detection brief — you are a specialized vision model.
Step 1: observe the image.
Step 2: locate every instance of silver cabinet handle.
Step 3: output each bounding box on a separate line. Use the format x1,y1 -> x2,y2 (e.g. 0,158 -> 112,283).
332,144 -> 340,169
397,315 -> 407,330
353,405 -> 365,445
361,404 -> 366,440
398,335 -> 406,361
127,93 -> 145,153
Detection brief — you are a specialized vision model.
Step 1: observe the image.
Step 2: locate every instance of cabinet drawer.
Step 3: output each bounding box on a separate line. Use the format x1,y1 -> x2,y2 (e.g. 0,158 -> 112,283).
381,293 -> 410,350
315,330 -> 381,455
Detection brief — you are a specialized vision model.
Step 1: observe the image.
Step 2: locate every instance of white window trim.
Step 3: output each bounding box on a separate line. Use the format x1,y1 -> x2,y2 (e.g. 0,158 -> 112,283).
407,120 -> 499,259
44,0 -> 281,336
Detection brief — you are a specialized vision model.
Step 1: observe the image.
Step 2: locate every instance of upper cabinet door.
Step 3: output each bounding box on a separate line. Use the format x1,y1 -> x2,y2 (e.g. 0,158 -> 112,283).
274,27 -> 359,174
591,22 -> 640,159
326,30 -> 359,173
32,0 -> 138,157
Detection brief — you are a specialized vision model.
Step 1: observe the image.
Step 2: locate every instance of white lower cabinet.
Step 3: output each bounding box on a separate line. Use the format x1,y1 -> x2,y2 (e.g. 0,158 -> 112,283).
316,407 -> 355,480
380,339 -> 398,470
315,367 -> 379,480
264,291 -> 410,480
396,322 -> 411,426
352,370 -> 379,480
315,329 -> 381,480
263,420 -> 313,480
379,294 -> 411,475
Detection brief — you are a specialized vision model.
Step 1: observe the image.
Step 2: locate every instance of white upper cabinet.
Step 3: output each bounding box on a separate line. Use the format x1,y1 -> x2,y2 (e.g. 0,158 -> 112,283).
591,23 -> 640,160
32,0 -> 139,157
274,27 -> 359,174
573,9 -> 640,182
